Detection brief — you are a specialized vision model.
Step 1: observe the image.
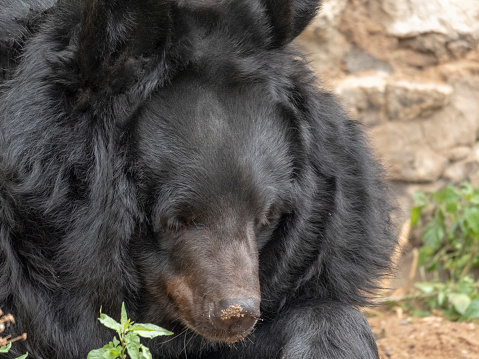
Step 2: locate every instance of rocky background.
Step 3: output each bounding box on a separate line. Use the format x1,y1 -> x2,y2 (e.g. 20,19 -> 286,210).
297,0 -> 479,223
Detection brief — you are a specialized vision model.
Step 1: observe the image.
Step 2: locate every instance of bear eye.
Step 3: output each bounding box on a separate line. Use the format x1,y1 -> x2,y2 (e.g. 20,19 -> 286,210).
255,205 -> 278,231
159,214 -> 195,232
254,217 -> 269,231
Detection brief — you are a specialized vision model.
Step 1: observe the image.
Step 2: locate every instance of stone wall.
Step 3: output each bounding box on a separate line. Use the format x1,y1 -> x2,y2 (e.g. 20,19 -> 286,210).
297,0 -> 479,221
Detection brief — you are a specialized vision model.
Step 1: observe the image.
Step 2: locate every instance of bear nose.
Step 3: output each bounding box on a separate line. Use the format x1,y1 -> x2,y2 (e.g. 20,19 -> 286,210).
211,298 -> 260,334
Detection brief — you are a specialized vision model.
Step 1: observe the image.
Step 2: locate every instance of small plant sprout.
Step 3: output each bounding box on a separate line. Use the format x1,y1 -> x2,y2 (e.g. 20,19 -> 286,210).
87,302 -> 173,359
0,309 -> 28,359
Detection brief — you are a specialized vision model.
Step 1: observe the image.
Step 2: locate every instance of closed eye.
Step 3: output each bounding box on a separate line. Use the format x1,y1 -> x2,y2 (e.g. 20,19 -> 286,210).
159,213 -> 197,232
255,204 -> 278,232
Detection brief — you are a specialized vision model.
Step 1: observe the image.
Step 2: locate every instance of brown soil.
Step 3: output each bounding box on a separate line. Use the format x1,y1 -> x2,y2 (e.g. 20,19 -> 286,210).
366,221 -> 479,359
368,313 -> 479,359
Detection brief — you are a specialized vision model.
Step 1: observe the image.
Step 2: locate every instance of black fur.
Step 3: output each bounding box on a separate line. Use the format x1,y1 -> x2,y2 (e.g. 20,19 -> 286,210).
0,0 -> 56,82
0,1 -> 396,358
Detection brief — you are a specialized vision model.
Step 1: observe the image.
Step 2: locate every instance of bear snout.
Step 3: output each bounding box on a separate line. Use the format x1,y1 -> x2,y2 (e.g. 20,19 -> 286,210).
210,297 -> 260,335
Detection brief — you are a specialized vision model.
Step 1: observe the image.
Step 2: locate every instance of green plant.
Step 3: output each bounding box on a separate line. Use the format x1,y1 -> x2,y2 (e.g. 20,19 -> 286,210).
408,183 -> 479,320
0,343 -> 28,359
0,309 -> 28,359
412,275 -> 479,320
87,303 -> 173,359
412,183 -> 479,280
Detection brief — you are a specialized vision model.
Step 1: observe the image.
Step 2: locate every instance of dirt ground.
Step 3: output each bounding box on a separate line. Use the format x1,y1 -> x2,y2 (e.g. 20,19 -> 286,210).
365,221 -> 479,359
368,311 -> 479,358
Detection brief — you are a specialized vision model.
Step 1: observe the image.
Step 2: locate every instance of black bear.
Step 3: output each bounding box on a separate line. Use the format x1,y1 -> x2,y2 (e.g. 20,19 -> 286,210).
0,0 -> 396,358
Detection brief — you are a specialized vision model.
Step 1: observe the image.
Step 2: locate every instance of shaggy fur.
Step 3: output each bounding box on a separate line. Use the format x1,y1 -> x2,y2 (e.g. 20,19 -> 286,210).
0,0 -> 56,82
0,1 -> 396,358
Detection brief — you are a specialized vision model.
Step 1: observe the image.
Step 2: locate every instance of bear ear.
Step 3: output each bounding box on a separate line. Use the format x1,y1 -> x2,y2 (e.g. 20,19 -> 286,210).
261,0 -> 321,47
78,0 -> 174,91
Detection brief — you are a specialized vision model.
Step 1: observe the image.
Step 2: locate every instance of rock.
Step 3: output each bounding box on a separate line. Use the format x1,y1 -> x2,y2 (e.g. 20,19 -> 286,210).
297,0 -> 349,77
469,168 -> 479,188
386,81 -> 453,121
443,162 -> 468,184
421,112 -> 478,153
379,0 -> 479,39
298,28 -> 349,77
468,143 -> 479,160
449,77 -> 479,129
370,122 -> 447,183
398,34 -> 450,61
335,74 -> 388,126
313,0 -> 348,29
443,143 -> 479,185
389,145 -> 448,183
345,47 -> 393,74
448,146 -> 472,162
421,78 -> 479,152
447,37 -> 477,59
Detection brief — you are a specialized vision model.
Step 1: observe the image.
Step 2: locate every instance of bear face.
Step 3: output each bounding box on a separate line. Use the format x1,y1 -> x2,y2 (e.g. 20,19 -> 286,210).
133,70 -> 295,342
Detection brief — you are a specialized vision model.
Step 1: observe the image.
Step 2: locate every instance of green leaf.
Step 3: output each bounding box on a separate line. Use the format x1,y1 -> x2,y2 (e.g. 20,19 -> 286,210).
445,185 -> 461,203
410,206 -> 422,226
100,346 -> 122,359
105,349 -> 122,359
437,291 -> 445,306
434,185 -> 461,204
445,201 -> 458,214
469,194 -> 479,205
87,348 -> 109,359
465,207 -> 479,234
413,191 -> 427,207
461,299 -> 479,321
125,331 -> 141,344
427,297 -> 438,309
457,276 -> 476,295
15,353 -> 28,359
414,282 -> 436,294
101,338 -> 121,351
441,308 -> 461,320
426,260 -> 438,272
126,342 -> 141,359
448,293 -> 471,315
98,313 -> 122,333
130,323 -> 174,338
125,331 -> 141,359
121,302 -> 128,328
447,221 -> 459,239
422,219 -> 444,250
461,182 -> 474,195
412,309 -> 430,318
0,343 -> 12,353
455,255 -> 471,273
111,337 -> 120,348
139,345 -> 153,359
417,246 -> 435,267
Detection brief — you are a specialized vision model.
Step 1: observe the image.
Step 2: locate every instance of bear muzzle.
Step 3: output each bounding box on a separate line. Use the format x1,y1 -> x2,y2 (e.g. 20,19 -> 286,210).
209,297 -> 261,336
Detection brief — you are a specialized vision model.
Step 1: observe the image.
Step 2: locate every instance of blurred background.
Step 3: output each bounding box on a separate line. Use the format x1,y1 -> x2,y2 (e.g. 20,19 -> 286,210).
295,1 -> 479,357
